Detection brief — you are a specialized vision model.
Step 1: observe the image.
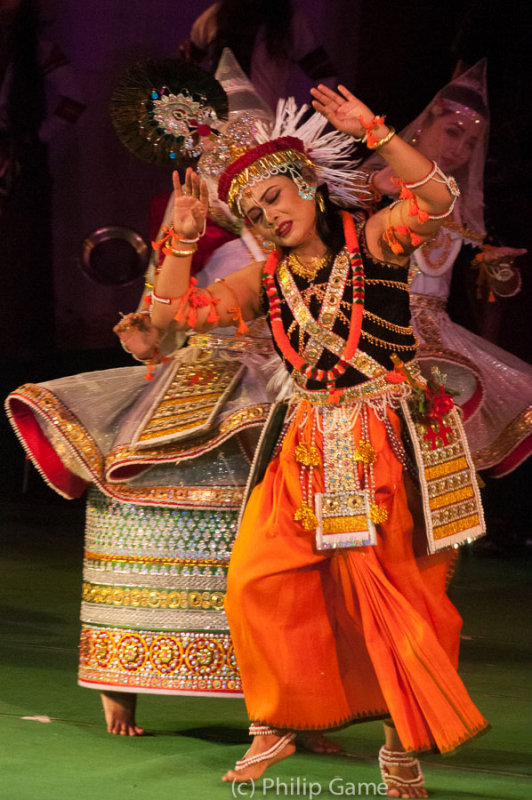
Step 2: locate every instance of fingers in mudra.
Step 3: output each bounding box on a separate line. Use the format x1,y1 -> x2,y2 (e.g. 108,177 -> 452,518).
172,168 -> 209,236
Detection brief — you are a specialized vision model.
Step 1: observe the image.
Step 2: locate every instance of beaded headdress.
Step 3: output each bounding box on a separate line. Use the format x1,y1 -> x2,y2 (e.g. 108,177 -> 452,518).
198,54 -> 370,217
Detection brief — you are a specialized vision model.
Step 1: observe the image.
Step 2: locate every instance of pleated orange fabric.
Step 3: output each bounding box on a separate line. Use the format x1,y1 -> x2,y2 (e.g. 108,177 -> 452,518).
225,399 -> 489,753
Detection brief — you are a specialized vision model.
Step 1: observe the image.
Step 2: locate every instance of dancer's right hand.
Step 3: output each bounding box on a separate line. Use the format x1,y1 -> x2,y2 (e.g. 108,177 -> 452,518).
113,312 -> 162,361
172,167 -> 209,240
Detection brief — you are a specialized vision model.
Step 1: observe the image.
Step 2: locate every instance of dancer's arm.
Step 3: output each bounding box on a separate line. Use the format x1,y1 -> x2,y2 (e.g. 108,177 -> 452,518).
311,84 -> 459,263
149,169 -> 262,333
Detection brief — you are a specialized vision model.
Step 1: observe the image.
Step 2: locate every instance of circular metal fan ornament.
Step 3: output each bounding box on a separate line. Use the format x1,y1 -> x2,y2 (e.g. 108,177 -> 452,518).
110,58 -> 229,166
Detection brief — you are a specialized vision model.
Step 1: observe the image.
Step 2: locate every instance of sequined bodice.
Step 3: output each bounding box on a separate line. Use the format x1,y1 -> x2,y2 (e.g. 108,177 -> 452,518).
262,224 -> 416,390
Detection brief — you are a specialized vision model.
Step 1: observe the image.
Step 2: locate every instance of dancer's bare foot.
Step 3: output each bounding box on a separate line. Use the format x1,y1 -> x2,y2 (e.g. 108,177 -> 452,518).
297,732 -> 343,754
222,733 -> 296,783
100,691 -> 144,736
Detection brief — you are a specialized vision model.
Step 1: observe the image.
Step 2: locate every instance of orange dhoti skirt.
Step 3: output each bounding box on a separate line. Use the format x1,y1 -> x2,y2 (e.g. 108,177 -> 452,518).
225,399 -> 489,754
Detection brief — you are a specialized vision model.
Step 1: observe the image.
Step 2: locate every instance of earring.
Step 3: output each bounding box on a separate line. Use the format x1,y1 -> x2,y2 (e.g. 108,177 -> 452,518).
294,174 -> 316,201
316,189 -> 325,213
262,238 -> 275,252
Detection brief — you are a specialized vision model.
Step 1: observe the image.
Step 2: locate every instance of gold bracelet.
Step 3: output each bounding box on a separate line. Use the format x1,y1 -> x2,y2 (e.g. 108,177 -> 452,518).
169,245 -> 197,258
367,126 -> 396,150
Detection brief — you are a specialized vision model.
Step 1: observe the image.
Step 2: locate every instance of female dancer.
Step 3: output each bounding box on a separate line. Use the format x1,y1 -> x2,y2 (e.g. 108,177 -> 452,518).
136,82 -> 488,797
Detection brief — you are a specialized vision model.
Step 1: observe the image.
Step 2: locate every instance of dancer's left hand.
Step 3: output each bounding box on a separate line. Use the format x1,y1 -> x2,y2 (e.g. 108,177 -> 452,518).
311,84 -> 382,140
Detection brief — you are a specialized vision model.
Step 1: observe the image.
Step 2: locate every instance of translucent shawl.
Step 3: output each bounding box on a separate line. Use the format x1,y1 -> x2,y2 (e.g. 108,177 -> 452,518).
365,59 -> 489,238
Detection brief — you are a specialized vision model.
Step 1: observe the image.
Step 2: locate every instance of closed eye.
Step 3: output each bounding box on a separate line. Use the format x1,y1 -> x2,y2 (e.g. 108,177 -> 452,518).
246,190 -> 280,225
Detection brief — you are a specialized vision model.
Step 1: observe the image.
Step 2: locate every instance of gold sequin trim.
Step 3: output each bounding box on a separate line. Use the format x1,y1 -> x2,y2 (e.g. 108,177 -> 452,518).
428,485 -> 474,511
433,513 -> 481,541
85,551 -> 229,568
218,404 -> 270,434
410,294 -> 447,312
293,375 -> 414,404
82,583 -> 225,610
79,625 -> 241,690
473,407 -> 532,469
9,384 -> 103,476
137,361 -> 241,444
425,456 -> 468,482
107,485 -> 243,508
137,412 -> 223,441
322,515 -> 368,534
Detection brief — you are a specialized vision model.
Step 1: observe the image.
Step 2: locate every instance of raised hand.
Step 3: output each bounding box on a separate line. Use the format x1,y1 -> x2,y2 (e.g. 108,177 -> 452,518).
172,166 -> 209,239
311,84 -> 381,140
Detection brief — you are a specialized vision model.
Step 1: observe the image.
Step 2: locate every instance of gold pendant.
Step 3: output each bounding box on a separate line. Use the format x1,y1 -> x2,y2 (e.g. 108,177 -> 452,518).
369,503 -> 389,524
294,442 -> 321,467
355,440 -> 377,464
294,505 -> 318,530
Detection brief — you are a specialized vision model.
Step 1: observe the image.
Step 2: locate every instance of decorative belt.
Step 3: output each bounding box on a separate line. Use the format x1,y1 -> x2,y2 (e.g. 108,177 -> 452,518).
292,367 -> 420,406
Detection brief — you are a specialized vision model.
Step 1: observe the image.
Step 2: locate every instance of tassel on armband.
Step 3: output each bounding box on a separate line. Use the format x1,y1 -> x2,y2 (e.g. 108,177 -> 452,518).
174,277 -> 221,328
215,278 -> 249,336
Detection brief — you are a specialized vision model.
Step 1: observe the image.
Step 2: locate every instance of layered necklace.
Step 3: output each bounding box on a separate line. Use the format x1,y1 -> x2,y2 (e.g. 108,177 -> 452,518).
287,251 -> 331,280
262,211 -> 364,393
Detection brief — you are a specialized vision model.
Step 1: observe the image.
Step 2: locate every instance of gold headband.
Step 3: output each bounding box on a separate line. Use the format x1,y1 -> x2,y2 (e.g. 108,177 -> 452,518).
226,148 -> 314,215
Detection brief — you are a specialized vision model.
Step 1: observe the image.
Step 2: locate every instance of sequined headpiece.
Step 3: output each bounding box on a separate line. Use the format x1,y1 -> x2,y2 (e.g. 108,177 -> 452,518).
217,135 -> 314,213
201,91 -> 371,217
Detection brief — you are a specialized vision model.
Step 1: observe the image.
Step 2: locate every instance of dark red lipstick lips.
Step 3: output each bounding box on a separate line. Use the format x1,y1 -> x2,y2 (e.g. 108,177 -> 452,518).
276,221 -> 292,237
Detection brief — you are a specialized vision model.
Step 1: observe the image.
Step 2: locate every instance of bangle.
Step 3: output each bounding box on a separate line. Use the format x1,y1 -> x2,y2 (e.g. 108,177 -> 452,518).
168,245 -> 197,258
367,126 -> 396,150
171,220 -> 206,243
151,290 -> 173,304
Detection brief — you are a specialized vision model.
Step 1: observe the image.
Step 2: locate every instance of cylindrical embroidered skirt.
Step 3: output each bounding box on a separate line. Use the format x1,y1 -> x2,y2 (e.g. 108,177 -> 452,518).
79,487 -> 243,696
225,399 -> 489,753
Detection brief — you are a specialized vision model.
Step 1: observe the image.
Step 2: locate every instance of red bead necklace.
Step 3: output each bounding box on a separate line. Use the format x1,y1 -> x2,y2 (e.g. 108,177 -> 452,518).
262,211 -> 364,392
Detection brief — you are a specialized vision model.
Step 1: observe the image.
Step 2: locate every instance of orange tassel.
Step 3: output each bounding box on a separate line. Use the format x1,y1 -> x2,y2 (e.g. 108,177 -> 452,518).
144,361 -> 156,380
391,177 -> 430,224
385,369 -> 406,384
359,114 -> 385,148
228,306 -> 249,336
383,226 -> 405,255
328,387 -> 344,404
174,277 -> 199,324
152,224 -> 176,253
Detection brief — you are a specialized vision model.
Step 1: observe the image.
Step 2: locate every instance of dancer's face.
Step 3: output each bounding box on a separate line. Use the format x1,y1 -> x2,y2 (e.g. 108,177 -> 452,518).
240,175 -> 318,248
417,111 -> 486,173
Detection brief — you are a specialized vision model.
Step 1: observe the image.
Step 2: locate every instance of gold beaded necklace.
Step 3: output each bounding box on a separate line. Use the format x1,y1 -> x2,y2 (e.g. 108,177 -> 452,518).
287,251 -> 331,280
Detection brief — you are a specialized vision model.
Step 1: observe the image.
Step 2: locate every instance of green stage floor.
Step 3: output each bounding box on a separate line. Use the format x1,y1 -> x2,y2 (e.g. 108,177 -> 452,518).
1,493 -> 531,800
